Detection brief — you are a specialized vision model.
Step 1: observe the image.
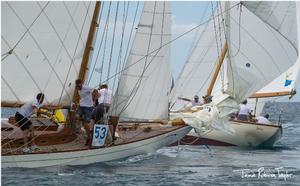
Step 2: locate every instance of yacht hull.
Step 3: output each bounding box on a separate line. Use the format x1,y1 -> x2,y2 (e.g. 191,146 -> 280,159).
178,120 -> 282,147
2,125 -> 191,168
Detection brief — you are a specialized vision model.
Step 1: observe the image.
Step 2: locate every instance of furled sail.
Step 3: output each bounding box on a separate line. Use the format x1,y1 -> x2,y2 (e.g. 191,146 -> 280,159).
1,2 -> 96,106
111,1 -> 172,120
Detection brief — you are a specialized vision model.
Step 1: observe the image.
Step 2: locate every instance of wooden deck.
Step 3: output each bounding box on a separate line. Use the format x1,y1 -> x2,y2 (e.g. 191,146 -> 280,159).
2,122 -> 186,155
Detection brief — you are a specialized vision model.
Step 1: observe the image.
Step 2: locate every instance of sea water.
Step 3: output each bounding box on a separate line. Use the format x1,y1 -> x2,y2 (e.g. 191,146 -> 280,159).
1,102 -> 300,186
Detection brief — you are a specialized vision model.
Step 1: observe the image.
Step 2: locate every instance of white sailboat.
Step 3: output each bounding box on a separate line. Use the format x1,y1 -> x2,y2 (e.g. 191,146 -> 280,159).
170,1 -> 299,147
1,1 -> 191,168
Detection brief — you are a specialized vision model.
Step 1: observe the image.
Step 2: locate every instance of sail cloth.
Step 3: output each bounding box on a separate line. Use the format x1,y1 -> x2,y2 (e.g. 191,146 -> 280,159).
226,1 -> 298,103
241,1 -> 298,52
170,4 -> 228,111
2,2 -> 96,105
111,1 -> 172,120
171,1 -> 299,134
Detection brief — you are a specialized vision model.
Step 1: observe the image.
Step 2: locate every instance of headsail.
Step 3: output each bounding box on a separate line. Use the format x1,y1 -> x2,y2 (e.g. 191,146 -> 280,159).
111,1 -> 172,120
1,2 -> 96,106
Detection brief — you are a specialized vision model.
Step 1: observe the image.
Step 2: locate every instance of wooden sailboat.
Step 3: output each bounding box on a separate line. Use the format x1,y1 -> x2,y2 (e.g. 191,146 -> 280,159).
1,1 -> 191,168
170,1 -> 299,147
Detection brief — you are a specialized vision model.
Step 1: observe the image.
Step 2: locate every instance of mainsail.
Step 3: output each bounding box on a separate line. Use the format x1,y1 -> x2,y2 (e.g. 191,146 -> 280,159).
111,1 -> 172,121
226,1 -> 298,102
1,2 -> 96,106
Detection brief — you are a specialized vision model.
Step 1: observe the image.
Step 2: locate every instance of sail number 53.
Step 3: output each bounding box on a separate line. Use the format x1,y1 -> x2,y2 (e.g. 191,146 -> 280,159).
92,124 -> 109,147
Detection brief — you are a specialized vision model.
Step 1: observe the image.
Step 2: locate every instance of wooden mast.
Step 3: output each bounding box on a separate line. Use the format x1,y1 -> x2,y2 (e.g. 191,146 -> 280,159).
68,1 -> 101,125
205,42 -> 228,100
73,1 -> 101,101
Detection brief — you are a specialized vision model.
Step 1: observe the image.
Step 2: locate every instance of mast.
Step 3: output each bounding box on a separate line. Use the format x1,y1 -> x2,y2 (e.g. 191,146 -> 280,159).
205,1 -> 230,101
205,42 -> 228,98
72,1 -> 101,103
68,1 -> 101,124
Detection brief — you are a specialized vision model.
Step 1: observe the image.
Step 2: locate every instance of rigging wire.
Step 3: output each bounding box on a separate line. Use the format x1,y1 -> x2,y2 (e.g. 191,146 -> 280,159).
106,2 -> 120,84
211,1 -> 221,62
185,2 -> 210,61
1,1 -> 50,62
99,1 -> 113,84
117,2 -> 159,117
43,2 -> 82,95
100,2 -> 241,92
144,1 -> 167,117
117,3 -> 241,114
170,1 -> 212,105
58,2 -> 93,104
112,1 -> 140,116
1,75 -> 22,103
216,2 -> 225,92
87,2 -> 105,85
1,37 -> 45,101
112,1 -> 129,93
230,3 -> 242,58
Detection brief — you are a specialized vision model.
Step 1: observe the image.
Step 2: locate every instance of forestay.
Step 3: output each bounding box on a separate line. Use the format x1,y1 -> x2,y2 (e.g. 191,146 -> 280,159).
2,2 -> 96,106
111,1 -> 172,120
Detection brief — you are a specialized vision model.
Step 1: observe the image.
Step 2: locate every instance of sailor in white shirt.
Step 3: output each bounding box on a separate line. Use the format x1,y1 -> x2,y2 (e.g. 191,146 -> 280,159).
91,84 -> 112,124
191,95 -> 202,106
98,84 -> 112,105
14,93 -> 45,152
178,95 -> 202,108
257,113 -> 271,124
237,100 -> 251,121
89,84 -> 114,145
75,79 -> 98,146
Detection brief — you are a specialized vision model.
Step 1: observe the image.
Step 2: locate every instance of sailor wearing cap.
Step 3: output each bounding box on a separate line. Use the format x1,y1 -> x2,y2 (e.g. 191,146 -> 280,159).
192,95 -> 202,106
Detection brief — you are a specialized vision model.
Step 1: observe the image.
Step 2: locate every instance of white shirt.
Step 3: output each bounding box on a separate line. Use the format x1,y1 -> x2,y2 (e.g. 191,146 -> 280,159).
78,85 -> 94,107
257,116 -> 271,124
238,104 -> 250,115
18,99 -> 43,118
192,100 -> 202,106
98,88 -> 112,105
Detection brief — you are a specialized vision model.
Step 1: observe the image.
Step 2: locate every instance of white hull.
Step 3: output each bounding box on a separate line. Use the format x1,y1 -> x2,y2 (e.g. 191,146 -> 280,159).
181,121 -> 282,147
2,126 -> 191,168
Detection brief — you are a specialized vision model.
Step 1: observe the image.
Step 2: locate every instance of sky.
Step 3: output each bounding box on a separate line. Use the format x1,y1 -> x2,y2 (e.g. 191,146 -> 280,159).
87,1 -> 300,102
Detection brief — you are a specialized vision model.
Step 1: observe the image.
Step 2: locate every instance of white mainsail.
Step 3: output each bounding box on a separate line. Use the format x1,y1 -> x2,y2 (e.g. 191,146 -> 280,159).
226,1 -> 298,102
2,2 -> 96,106
111,1 -> 172,120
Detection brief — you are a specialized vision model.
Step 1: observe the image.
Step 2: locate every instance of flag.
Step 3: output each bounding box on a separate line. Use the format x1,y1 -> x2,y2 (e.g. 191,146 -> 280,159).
284,79 -> 292,87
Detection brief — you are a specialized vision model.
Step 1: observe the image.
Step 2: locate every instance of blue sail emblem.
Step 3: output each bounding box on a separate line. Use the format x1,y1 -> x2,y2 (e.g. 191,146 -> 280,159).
284,79 -> 292,87
284,72 -> 293,87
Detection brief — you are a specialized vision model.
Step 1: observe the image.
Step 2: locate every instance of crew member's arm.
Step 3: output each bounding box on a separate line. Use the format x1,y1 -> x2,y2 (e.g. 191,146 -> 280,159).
92,89 -> 99,102
178,97 -> 192,102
